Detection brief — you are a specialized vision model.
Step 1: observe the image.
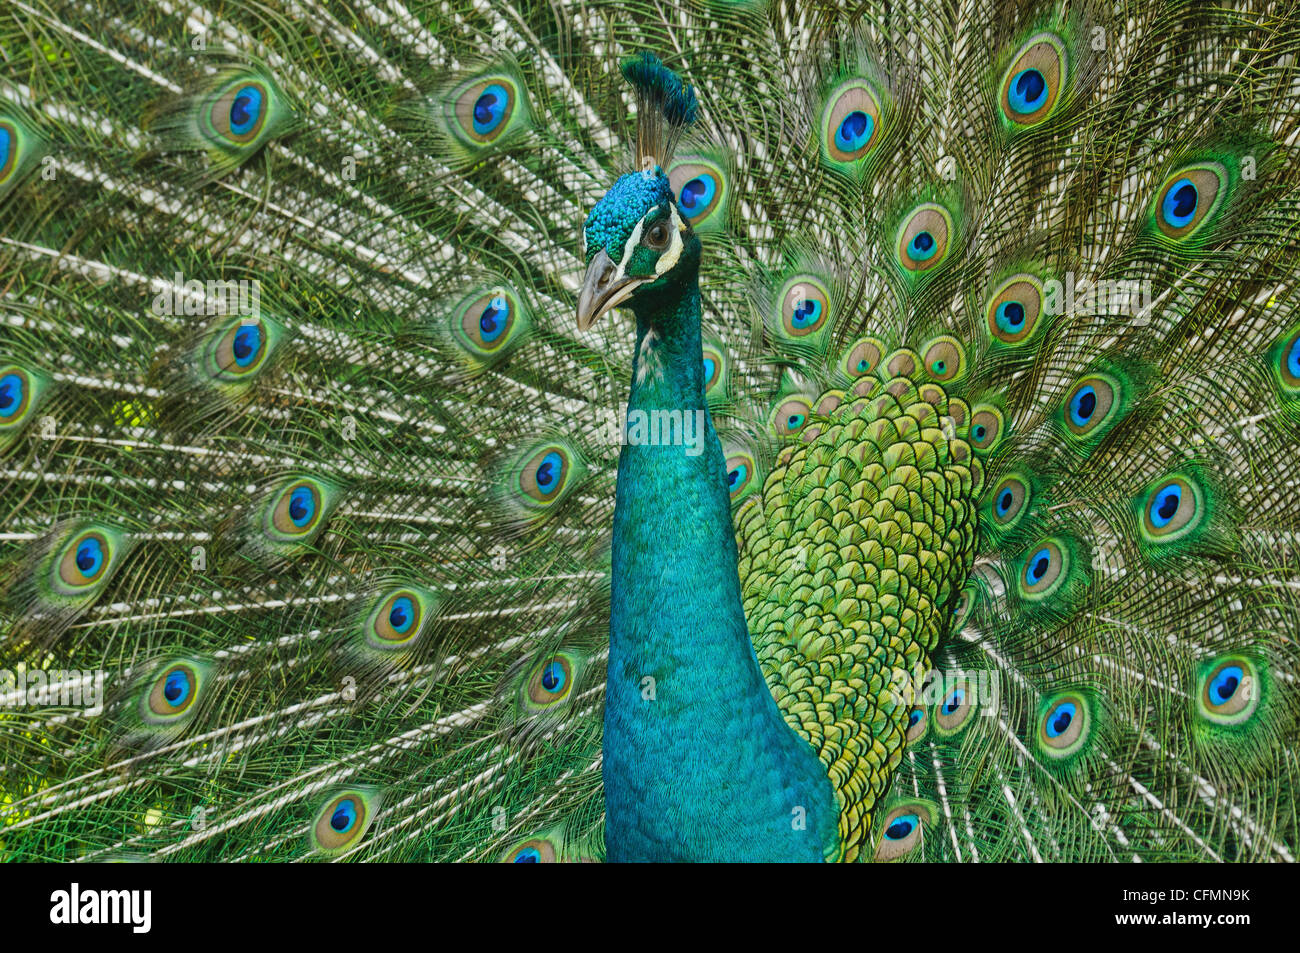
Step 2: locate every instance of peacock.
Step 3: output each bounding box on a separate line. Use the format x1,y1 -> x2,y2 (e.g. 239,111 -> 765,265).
0,0 -> 1298,864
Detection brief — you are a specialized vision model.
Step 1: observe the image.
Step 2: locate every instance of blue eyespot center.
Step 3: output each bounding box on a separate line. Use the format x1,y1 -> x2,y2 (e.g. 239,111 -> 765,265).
514,847 -> 541,863
786,413 -> 805,430
943,689 -> 965,714
479,296 -> 509,343
996,300 -> 1026,332
727,465 -> 745,488
330,799 -> 358,833
1208,665 -> 1244,706
679,175 -> 716,213
791,298 -> 823,330
1009,68 -> 1047,113
75,537 -> 104,578
534,451 -> 563,495
472,84 -> 509,136
0,125 -> 12,171
540,660 -> 566,694
857,359 -> 870,372
1149,483 -> 1182,528
1026,547 -> 1051,585
388,596 -> 415,634
1045,702 -> 1076,737
232,323 -> 262,366
702,357 -> 715,382
997,489 -> 1013,514
1162,178 -> 1199,228
1286,336 -> 1300,378
163,669 -> 191,708
229,84 -> 264,136
908,230 -> 936,261
908,709 -> 923,728
0,371 -> 23,415
835,110 -> 875,153
973,425 -> 987,441
288,485 -> 316,527
1069,385 -> 1097,426
884,814 -> 918,841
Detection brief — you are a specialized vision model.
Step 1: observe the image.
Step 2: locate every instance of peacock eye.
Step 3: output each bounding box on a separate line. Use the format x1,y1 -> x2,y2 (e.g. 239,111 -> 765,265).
311,787 -> 380,856
875,803 -> 930,860
645,221 -> 670,249
1196,656 -> 1261,725
503,837 -> 558,863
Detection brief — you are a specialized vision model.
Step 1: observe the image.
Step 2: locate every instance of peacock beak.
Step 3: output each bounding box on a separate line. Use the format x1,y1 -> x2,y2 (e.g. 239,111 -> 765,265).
577,249 -> 644,331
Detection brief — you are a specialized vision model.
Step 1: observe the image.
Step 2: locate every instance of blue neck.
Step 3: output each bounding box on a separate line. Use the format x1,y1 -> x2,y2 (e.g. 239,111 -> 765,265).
602,280 -> 838,862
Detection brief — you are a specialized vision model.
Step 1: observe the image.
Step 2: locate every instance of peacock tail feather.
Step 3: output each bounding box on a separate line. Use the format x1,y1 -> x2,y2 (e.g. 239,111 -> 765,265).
0,0 -> 1298,862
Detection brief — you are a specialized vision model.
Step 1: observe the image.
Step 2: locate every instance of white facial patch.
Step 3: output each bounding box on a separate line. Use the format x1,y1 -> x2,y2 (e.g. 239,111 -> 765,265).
614,215 -> 646,280
614,204 -> 686,280
654,205 -> 686,276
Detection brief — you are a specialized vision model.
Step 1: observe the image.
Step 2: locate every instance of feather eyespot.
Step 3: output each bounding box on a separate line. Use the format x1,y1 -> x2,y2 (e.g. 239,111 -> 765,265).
1196,656 -> 1260,726
372,591 -> 421,644
453,77 -> 520,144
724,450 -> 758,501
0,109 -> 45,198
1018,538 -> 1069,599
999,33 -> 1067,126
1037,691 -> 1091,757
701,344 -> 725,394
527,656 -> 573,706
143,662 -> 204,721
1153,163 -> 1226,241
0,362 -> 51,449
1062,374 -> 1120,438
986,275 -> 1044,344
779,278 -> 831,337
934,678 -> 977,735
950,585 -> 977,631
770,397 -> 813,437
459,290 -> 516,353
271,480 -> 321,535
200,316 -> 283,386
885,349 -> 918,378
518,651 -> 582,715
1271,325 -> 1300,400
208,80 -> 270,145
988,474 -> 1030,530
312,788 -> 380,856
822,79 -> 883,164
1139,474 -> 1203,544
905,706 -> 928,742
841,337 -> 884,379
921,336 -> 965,383
503,837 -> 558,863
57,531 -> 112,588
0,365 -> 33,425
213,319 -> 271,377
668,159 -> 726,228
0,119 -> 18,182
968,405 -> 1004,453
896,204 -> 952,272
257,476 -> 338,555
520,446 -> 570,503
875,803 -> 932,860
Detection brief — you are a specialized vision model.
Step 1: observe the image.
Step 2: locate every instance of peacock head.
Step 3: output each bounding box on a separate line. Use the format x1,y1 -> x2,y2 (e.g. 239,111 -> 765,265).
577,168 -> 701,331
577,53 -> 701,333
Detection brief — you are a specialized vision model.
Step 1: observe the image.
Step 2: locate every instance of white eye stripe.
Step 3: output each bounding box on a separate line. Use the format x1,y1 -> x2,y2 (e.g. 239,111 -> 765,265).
615,205 -> 685,280
655,205 -> 685,276
615,215 -> 646,279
